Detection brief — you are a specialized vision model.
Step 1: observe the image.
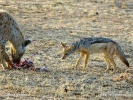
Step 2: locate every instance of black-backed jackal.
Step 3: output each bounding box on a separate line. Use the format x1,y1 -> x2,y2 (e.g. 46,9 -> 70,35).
61,37 -> 129,73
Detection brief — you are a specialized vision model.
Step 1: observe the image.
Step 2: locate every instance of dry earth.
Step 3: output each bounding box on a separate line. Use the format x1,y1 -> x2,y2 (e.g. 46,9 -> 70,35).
0,0 -> 133,100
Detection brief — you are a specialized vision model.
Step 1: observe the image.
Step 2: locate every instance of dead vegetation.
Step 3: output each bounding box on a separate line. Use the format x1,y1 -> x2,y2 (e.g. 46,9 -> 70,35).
0,0 -> 133,99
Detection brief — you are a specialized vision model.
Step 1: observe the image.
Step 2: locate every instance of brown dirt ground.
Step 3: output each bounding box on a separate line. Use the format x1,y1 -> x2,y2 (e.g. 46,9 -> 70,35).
0,0 -> 133,99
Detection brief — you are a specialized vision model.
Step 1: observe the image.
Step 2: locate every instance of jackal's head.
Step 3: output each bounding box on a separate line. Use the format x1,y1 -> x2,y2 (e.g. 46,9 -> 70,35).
61,42 -> 73,59
10,40 -> 31,63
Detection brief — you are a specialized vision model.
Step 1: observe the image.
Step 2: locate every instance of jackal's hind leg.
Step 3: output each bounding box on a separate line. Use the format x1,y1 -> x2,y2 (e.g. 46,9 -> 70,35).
103,54 -> 111,72
83,53 -> 89,69
74,53 -> 85,69
107,54 -> 117,73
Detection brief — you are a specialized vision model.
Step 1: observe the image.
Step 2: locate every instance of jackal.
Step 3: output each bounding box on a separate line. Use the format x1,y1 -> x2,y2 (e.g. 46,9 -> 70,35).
61,37 -> 129,73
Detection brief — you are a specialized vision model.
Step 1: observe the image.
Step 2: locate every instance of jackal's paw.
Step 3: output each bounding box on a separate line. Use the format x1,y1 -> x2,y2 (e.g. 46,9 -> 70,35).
104,69 -> 108,73
72,66 -> 76,70
110,70 -> 116,74
111,70 -> 117,74
111,67 -> 118,74
81,67 -> 86,70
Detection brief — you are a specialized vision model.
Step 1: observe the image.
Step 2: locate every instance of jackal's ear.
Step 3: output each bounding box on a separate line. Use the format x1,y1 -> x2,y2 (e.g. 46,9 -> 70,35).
61,42 -> 66,48
23,40 -> 31,47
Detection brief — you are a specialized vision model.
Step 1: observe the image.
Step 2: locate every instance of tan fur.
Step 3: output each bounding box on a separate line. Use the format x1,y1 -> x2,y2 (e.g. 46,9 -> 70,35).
61,42 -> 128,73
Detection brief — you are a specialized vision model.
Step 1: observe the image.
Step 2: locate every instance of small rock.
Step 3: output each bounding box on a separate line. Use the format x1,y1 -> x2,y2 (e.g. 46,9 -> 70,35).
40,67 -> 48,72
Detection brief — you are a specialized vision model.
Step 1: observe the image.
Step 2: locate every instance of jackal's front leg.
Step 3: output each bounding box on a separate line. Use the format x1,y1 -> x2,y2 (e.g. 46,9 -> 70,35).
83,53 -> 89,69
74,53 -> 85,69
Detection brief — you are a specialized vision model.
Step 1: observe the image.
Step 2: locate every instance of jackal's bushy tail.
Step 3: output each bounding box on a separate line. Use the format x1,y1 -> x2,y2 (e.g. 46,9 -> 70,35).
115,43 -> 129,67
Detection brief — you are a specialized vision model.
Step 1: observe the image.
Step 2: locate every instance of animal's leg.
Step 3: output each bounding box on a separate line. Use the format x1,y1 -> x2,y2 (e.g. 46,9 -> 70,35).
107,54 -> 117,73
0,46 -> 5,70
0,45 -> 12,70
83,53 -> 89,69
0,54 -> 7,71
1,60 -> 8,71
74,52 -> 85,69
0,54 -> 4,70
3,51 -> 13,69
102,53 -> 111,72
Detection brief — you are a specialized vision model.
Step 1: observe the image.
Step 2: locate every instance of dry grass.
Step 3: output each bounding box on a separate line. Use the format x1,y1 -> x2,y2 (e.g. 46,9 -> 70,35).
0,0 -> 133,99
